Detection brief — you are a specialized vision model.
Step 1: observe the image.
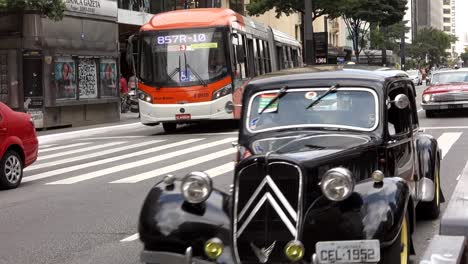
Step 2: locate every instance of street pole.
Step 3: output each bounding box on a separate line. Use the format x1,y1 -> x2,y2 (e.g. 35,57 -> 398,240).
304,0 -> 315,65
401,33 -> 406,71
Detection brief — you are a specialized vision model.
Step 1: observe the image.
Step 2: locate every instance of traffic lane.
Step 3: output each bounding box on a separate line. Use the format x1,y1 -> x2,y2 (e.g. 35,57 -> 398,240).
0,136 -> 235,264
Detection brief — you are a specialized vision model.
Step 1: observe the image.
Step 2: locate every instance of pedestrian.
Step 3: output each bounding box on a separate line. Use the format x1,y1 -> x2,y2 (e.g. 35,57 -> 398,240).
120,75 -> 128,95
120,75 -> 129,113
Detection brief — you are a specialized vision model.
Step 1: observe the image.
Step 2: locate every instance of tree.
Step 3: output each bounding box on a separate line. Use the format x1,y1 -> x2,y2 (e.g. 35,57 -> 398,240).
369,21 -> 408,64
246,0 -> 337,20
460,48 -> 468,65
0,0 -> 65,21
408,28 -> 457,67
328,0 -> 407,63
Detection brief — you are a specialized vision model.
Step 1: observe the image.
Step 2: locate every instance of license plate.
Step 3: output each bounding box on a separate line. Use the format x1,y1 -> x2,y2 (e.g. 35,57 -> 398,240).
448,104 -> 463,109
316,240 -> 380,263
175,114 -> 191,120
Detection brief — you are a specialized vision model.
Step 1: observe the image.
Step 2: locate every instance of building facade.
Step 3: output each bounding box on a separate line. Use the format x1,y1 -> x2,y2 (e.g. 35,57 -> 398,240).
416,0 -> 443,31
0,0 -> 120,129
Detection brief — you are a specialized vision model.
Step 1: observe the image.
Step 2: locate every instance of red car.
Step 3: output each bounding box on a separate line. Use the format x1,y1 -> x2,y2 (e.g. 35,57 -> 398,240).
0,102 -> 38,189
421,69 -> 468,118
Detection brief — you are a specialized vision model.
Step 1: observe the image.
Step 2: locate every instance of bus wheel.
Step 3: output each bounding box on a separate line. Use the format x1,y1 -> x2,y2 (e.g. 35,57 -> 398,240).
162,122 -> 177,133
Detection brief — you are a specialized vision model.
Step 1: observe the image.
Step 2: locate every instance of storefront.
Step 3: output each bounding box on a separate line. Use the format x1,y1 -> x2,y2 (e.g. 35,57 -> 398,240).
0,0 -> 120,128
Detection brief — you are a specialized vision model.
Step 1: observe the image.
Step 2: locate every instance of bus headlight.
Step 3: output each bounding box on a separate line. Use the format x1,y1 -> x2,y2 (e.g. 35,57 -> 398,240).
320,168 -> 354,201
181,171 -> 213,204
212,85 -> 232,100
139,91 -> 152,103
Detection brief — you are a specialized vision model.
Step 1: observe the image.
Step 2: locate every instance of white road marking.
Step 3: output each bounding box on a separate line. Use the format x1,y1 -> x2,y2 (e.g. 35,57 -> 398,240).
120,233 -> 139,242
457,174 -> 462,181
111,148 -> 236,183
79,136 -> 149,140
37,122 -> 144,144
205,162 -> 236,178
39,144 -> 57,149
47,138 -> 235,185
423,126 -> 468,130
23,139 -> 203,183
38,142 -> 93,153
37,142 -> 126,161
26,140 -> 164,171
437,132 -> 462,159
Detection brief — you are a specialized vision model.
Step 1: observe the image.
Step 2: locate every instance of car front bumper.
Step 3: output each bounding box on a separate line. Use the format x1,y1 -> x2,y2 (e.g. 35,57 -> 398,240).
141,249 -> 216,264
421,100 -> 468,110
139,95 -> 234,125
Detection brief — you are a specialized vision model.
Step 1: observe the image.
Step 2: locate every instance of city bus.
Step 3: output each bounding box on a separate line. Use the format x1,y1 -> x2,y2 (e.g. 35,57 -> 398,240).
129,8 -> 302,132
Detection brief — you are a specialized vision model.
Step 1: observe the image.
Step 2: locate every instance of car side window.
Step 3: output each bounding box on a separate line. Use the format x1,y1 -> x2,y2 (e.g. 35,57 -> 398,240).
388,85 -> 412,137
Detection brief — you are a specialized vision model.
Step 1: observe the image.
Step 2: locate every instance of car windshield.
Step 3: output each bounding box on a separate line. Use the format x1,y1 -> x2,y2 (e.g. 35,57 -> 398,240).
431,72 -> 468,84
247,88 -> 378,132
139,29 -> 228,86
407,70 -> 419,77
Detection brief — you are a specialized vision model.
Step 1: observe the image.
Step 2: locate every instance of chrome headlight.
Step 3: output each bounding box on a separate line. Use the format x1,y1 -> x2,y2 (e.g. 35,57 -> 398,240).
139,91 -> 152,102
212,84 -> 232,100
181,171 -> 213,204
320,168 -> 355,201
422,94 -> 432,103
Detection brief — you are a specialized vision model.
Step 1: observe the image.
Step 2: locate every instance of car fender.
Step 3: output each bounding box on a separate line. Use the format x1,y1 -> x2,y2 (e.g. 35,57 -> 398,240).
0,136 -> 24,160
138,180 -> 234,261
415,133 -> 444,202
302,177 -> 410,250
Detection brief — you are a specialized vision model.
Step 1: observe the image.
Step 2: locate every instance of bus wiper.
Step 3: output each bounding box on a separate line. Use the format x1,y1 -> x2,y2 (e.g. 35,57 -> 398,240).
183,52 -> 207,87
305,84 -> 340,110
258,85 -> 288,115
185,63 -> 207,87
167,54 -> 182,80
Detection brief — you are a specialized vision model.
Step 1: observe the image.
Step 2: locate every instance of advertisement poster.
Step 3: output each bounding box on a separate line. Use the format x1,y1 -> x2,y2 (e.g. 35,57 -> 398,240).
100,59 -> 117,96
78,59 -> 98,99
23,97 -> 44,129
55,57 -> 77,99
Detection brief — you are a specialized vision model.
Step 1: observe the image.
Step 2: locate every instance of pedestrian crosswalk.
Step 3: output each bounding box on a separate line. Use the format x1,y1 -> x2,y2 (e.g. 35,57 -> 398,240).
23,130 -> 467,187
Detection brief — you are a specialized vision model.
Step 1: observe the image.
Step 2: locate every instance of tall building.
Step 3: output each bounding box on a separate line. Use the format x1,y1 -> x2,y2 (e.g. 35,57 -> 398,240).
416,0 -> 443,31
442,0 -> 456,56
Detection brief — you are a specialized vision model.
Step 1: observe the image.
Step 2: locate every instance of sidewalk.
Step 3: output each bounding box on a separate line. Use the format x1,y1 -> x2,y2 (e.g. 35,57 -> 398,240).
37,112 -> 141,137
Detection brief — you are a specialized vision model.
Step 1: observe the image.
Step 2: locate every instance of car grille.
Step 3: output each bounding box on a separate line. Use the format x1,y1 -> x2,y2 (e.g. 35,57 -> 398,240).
234,161 -> 302,263
432,92 -> 468,102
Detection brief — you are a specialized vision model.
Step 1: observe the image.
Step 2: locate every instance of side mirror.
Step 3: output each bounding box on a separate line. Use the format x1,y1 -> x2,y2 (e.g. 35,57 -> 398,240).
393,94 -> 410,109
127,34 -> 139,75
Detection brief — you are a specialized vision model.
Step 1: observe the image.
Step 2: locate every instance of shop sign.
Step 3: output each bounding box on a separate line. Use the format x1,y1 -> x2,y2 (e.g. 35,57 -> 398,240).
65,0 -> 117,18
314,32 -> 328,65
24,97 -> 44,129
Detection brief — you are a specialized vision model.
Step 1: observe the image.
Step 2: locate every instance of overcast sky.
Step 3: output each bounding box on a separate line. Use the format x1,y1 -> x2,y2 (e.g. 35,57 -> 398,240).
455,0 -> 467,53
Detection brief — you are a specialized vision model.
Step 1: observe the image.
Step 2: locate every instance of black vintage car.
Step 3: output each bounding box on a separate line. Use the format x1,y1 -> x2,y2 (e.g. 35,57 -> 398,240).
138,68 -> 443,264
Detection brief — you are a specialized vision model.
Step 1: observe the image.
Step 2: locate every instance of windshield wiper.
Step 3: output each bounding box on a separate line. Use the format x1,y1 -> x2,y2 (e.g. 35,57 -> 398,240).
167,54 -> 182,80
305,84 -> 340,110
258,85 -> 289,115
183,52 -> 207,87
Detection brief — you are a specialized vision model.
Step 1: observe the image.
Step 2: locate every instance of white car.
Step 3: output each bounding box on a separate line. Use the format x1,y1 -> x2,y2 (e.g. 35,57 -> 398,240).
407,70 -> 422,86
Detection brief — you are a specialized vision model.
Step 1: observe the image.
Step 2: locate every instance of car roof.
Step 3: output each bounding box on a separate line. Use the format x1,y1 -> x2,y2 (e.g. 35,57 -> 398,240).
432,69 -> 468,74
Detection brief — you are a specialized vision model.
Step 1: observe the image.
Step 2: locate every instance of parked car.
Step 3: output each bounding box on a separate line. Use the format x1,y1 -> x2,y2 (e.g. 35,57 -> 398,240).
0,102 -> 38,189
421,69 -> 468,118
137,68 -> 442,264
407,70 -> 422,85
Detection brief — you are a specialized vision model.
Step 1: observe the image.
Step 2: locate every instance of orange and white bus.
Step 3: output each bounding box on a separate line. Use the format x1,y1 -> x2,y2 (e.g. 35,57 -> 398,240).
130,8 -> 302,132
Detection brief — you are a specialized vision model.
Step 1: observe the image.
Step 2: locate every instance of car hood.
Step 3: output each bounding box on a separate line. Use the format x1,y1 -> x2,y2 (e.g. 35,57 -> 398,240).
249,131 -> 379,162
425,83 -> 468,93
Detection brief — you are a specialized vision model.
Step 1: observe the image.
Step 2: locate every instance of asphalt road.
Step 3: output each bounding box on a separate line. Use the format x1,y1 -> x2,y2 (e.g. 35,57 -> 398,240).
1,84 -> 468,264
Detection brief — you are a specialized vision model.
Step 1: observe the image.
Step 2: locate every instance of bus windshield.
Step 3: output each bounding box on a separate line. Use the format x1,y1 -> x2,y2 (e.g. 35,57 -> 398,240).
140,29 -> 228,87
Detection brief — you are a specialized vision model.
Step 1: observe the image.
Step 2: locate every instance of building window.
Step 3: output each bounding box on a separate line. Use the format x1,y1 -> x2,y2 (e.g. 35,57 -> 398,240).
55,57 -> 77,100
100,59 -> 118,97
443,0 -> 450,5
444,17 -> 451,23
229,0 -> 244,15
444,26 -> 451,32
443,8 -> 451,14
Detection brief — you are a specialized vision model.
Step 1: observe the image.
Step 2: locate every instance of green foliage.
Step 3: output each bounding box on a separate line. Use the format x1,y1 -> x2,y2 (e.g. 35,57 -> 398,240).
329,0 -> 407,62
246,0 -> 336,19
408,28 -> 458,66
460,48 -> 468,64
0,0 -> 65,21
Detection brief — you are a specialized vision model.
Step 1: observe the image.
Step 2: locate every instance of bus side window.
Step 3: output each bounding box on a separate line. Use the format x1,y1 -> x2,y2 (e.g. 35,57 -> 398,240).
287,47 -> 293,68
242,35 -> 249,78
282,47 -> 288,69
264,42 -> 271,73
253,39 -> 259,76
258,39 -> 265,75
276,45 -> 283,70
247,38 -> 256,77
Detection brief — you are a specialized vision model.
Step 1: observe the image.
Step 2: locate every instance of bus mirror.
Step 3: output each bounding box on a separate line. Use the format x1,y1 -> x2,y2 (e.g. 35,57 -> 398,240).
127,34 -> 139,76
236,45 -> 245,63
231,32 -> 239,39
